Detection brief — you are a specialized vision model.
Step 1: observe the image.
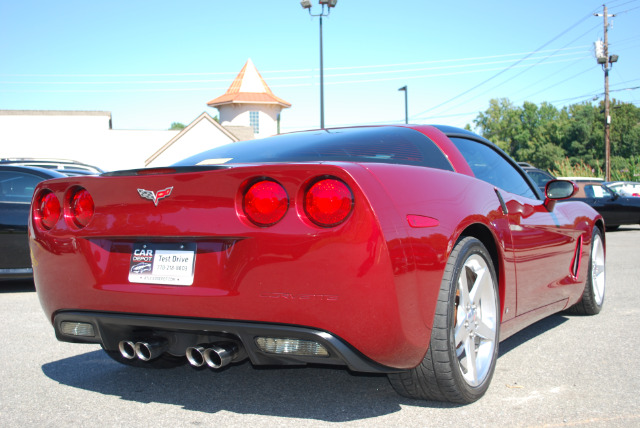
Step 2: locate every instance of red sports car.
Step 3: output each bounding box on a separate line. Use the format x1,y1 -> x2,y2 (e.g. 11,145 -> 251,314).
30,125 -> 605,403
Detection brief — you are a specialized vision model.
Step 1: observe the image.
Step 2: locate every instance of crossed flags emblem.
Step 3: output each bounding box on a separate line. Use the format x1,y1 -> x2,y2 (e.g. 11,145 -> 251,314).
137,187 -> 173,206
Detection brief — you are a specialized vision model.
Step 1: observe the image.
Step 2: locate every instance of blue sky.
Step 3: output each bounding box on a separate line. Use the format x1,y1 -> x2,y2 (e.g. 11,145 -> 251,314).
1,0 -> 638,133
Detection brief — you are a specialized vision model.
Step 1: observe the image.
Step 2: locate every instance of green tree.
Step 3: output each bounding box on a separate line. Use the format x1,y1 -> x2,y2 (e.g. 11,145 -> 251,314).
473,98 -> 521,156
473,99 -> 565,170
472,98 -> 640,180
610,99 -> 640,158
169,122 -> 186,130
558,103 -> 602,167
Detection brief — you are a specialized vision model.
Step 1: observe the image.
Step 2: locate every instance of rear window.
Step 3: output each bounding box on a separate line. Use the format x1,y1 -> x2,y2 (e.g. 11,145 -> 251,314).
0,171 -> 42,203
174,127 -> 454,171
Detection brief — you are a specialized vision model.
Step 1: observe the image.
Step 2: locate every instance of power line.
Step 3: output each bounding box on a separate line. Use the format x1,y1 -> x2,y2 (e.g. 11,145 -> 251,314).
514,66 -> 594,104
411,7 -> 602,119
0,46 -> 589,79
414,22 -> 601,120
0,54 -> 591,92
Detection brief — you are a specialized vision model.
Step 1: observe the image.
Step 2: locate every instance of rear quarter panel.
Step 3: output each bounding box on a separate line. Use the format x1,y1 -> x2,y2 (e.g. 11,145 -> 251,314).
353,163 -> 516,328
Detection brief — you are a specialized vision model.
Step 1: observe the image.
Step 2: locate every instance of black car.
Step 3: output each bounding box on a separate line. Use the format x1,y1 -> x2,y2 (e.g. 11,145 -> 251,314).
518,162 -> 556,193
0,165 -> 66,280
568,181 -> 640,230
0,158 -> 103,176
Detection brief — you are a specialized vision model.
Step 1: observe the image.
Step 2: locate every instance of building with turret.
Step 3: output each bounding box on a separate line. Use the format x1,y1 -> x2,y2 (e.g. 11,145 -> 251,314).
207,58 -> 291,140
0,59 -> 291,171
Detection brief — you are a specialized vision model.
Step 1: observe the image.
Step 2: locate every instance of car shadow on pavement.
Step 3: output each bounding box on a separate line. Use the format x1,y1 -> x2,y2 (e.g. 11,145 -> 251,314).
498,313 -> 569,357
41,315 -> 574,420
0,279 -> 35,293
41,350 -> 461,421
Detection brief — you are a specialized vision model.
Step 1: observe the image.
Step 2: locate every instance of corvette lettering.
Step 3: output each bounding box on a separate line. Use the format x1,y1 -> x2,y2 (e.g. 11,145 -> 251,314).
137,187 -> 173,206
260,292 -> 338,302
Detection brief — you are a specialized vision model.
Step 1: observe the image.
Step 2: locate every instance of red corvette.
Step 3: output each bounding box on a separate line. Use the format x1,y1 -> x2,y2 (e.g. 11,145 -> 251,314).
30,125 -> 605,403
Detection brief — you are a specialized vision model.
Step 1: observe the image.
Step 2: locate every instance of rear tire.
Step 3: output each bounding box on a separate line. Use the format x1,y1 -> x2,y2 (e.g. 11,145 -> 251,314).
567,228 -> 605,315
388,237 -> 500,403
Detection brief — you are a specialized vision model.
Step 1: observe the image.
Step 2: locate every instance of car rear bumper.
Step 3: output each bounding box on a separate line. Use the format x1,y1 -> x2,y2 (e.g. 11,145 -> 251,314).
53,310 -> 398,373
0,267 -> 33,280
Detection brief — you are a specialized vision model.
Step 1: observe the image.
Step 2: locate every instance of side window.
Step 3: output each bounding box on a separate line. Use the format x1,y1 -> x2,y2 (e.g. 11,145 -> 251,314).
450,137 -> 537,200
586,185 -> 613,199
0,171 -> 43,203
528,171 -> 551,188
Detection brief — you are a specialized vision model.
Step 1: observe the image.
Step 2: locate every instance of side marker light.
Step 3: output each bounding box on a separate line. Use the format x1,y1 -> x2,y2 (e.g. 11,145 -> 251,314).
407,214 -> 439,228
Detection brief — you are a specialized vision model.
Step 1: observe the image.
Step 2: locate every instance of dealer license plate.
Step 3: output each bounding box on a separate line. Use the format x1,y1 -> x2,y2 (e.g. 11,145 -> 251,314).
128,243 -> 196,286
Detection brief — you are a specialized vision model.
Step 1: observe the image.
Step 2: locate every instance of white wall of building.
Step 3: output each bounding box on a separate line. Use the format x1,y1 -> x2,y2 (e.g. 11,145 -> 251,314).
147,116 -> 236,167
1,111 -> 112,132
218,104 -> 281,139
0,111 -> 178,171
1,111 -> 241,172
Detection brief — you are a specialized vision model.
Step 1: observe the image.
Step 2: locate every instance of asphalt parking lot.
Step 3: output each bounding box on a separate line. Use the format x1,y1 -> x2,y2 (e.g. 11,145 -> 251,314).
1,226 -> 639,427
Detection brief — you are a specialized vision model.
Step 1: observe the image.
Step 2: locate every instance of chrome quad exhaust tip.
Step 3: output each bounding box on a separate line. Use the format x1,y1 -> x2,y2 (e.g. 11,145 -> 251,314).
204,344 -> 238,369
118,339 -> 168,361
118,340 -> 137,360
185,346 -> 206,367
186,343 -> 239,369
135,339 -> 169,361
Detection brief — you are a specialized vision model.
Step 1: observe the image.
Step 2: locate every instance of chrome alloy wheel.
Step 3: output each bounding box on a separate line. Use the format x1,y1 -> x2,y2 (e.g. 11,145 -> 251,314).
591,233 -> 606,306
454,254 -> 498,387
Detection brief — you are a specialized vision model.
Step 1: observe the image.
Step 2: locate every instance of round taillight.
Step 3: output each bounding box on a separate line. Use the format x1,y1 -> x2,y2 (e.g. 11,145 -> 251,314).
243,180 -> 289,226
35,191 -> 61,230
304,178 -> 354,227
68,188 -> 94,228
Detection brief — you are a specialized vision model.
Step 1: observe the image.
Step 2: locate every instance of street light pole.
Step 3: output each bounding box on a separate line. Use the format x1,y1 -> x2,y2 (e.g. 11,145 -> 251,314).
398,86 -> 408,124
301,0 -> 337,129
319,14 -> 324,129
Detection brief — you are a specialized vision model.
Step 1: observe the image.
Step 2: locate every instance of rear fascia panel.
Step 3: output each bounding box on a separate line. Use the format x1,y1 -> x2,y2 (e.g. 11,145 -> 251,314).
31,163 -> 433,368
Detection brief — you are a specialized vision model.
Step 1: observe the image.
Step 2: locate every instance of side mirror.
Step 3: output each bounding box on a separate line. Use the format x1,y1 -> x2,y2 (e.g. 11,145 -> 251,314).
544,180 -> 578,211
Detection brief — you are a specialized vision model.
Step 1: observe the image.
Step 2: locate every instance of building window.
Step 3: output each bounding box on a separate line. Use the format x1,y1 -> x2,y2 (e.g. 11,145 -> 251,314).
250,111 -> 259,134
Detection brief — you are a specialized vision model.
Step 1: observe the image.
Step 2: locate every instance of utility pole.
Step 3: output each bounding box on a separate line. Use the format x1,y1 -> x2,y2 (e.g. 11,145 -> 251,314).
594,5 -> 618,181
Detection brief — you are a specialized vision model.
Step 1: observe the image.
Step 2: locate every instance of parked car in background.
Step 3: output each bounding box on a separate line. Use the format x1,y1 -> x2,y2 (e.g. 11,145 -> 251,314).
565,181 -> 640,230
0,165 -> 66,280
0,158 -> 103,176
30,125 -> 605,404
605,181 -> 640,197
518,162 -> 556,193
558,176 -> 604,182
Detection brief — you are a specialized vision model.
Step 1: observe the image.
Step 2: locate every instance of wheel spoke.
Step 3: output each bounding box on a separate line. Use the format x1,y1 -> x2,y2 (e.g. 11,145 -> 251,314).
455,319 -> 470,347
455,266 -> 471,347
458,269 -> 471,309
469,265 -> 487,306
463,335 -> 478,382
475,319 -> 495,341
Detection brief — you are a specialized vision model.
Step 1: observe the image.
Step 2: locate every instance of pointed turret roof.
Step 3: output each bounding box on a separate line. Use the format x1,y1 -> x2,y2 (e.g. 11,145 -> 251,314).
207,59 -> 291,108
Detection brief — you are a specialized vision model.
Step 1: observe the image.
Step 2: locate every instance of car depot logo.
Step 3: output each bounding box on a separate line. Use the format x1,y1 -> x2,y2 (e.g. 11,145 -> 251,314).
132,248 -> 154,262
137,187 -> 173,206
130,248 -> 154,275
